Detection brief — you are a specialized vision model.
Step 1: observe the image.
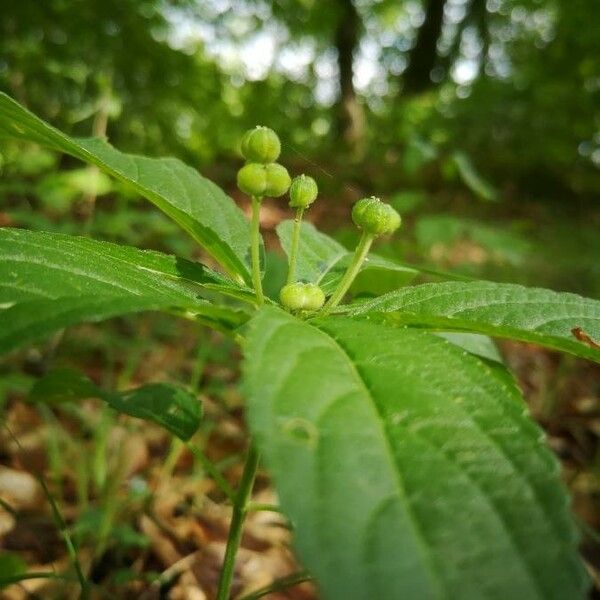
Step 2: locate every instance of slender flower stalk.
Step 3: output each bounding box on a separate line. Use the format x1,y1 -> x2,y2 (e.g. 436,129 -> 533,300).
323,231 -> 374,311
323,196 -> 401,312
250,196 -> 264,305
286,207 -> 304,284
216,444 -> 260,600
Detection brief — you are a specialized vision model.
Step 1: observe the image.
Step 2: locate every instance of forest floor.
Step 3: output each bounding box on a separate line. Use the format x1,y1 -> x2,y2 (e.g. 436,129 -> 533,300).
0,319 -> 599,599
0,192 -> 599,598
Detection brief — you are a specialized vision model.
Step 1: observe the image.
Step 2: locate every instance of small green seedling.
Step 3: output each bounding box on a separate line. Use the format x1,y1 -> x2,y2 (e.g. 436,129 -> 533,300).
0,98 -> 598,600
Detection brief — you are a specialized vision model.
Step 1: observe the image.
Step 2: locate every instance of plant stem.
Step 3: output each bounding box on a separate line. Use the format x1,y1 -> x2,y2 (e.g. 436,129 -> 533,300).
216,444 -> 260,600
286,207 -> 304,284
246,502 -> 283,514
250,196 -> 264,305
323,231 -> 374,311
237,570 -> 312,600
187,443 -> 236,502
4,425 -> 89,598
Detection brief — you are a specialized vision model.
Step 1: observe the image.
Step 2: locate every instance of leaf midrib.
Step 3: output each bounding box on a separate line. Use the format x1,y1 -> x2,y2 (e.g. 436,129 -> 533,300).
311,321 -> 446,598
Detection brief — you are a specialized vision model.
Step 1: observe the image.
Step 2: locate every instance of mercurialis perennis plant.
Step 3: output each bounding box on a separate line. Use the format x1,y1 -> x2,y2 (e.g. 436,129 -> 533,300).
1,95 -> 599,599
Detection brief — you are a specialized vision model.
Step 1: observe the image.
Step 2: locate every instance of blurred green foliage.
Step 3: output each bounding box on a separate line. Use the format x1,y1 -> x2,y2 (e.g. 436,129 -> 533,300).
1,0 -> 598,294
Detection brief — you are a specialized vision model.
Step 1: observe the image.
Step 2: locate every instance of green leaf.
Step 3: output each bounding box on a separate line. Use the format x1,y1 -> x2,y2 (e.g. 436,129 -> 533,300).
244,307 -> 587,599
0,228 -> 249,353
30,368 -> 201,440
415,215 -> 530,267
452,151 -> 498,202
0,92 -> 254,282
341,281 -> 600,362
0,553 -> 28,589
277,220 -> 416,295
435,332 -> 503,363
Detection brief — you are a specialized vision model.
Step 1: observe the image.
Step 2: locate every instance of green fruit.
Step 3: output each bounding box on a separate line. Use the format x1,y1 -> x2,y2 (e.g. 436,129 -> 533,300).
289,174 -> 318,209
237,163 -> 267,196
280,282 -> 325,312
241,126 -> 281,163
351,196 -> 401,236
237,162 -> 291,197
264,163 -> 291,197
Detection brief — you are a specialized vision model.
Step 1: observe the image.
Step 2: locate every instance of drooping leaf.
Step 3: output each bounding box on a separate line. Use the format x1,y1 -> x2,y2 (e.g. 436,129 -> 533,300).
0,92 -> 255,282
435,332 -> 503,363
244,307 -> 587,599
110,383 -> 201,440
277,220 -> 416,295
0,228 -> 250,353
30,368 -> 201,440
452,151 -> 498,202
342,281 -> 600,362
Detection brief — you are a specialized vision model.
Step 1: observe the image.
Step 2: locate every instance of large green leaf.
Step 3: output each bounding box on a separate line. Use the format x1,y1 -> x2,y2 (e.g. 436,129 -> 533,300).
30,368 -> 201,440
276,220 -> 417,295
0,92 -> 254,283
244,307 -> 587,599
0,228 -> 249,353
342,281 -> 600,362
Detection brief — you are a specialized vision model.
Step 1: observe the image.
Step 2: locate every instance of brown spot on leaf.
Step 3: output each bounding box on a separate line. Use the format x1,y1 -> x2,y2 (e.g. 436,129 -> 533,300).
571,327 -> 600,350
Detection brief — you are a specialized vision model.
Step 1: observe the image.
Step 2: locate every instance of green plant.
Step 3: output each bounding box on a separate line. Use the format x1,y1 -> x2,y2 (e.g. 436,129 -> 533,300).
0,93 -> 599,599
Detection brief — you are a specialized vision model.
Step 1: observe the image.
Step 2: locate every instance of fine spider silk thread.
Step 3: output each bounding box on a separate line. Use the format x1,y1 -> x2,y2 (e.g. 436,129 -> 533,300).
282,141 -> 363,198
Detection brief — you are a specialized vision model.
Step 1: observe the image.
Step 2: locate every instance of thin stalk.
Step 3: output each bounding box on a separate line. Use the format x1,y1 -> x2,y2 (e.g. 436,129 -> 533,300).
236,571 -> 312,600
216,444 -> 260,600
0,572 -> 67,586
323,231 -> 374,311
246,502 -> 283,514
187,443 -> 236,502
250,196 -> 264,305
286,207 -> 304,284
4,425 -> 89,598
39,477 -> 90,599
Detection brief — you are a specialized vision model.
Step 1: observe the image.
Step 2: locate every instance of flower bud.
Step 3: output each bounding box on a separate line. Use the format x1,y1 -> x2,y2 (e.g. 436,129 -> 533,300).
351,196 -> 401,236
241,126 -> 281,164
237,162 -> 291,198
280,282 -> 325,312
289,174 -> 318,209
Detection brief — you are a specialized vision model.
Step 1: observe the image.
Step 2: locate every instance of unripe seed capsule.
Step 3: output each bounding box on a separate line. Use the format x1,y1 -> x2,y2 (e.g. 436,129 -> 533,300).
289,174 -> 318,209
237,162 -> 291,197
351,196 -> 401,236
264,163 -> 291,197
280,282 -> 325,312
241,126 -> 281,163
237,163 -> 268,196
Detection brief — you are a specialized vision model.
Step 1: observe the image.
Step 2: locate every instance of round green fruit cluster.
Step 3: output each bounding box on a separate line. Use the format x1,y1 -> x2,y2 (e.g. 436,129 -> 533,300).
237,162 -> 291,198
237,126 -> 291,198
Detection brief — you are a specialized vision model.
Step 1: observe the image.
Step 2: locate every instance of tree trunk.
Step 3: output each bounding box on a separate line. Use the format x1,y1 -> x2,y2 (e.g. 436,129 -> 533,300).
334,0 -> 364,152
403,0 -> 447,95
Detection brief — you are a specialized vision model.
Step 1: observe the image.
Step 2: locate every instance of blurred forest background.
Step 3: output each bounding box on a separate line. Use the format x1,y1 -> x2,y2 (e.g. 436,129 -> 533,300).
1,0 -> 599,597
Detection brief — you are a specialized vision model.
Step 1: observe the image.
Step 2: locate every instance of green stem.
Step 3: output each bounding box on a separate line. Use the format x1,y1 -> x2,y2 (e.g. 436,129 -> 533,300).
187,443 -> 236,502
286,207 -> 304,284
4,425 -> 89,598
246,502 -> 283,514
250,196 -> 264,305
237,571 -> 312,600
38,477 -> 90,599
323,231 -> 374,311
216,444 -> 260,600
